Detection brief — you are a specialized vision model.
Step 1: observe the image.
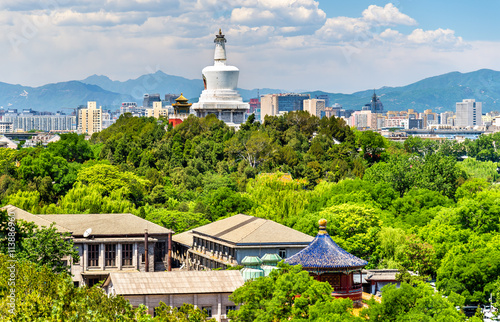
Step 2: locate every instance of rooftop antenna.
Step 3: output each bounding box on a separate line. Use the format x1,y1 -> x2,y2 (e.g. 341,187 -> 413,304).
83,228 -> 92,238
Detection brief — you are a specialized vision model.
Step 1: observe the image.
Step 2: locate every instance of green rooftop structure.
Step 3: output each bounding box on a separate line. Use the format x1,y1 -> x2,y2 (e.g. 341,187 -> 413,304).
261,253 -> 281,276
240,256 -> 264,281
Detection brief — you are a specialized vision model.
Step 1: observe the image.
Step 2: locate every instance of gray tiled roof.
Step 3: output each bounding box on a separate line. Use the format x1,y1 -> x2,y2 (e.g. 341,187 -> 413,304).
2,205 -> 70,233
365,269 -> 416,281
2,205 -> 173,236
104,270 -> 244,295
173,214 -> 313,246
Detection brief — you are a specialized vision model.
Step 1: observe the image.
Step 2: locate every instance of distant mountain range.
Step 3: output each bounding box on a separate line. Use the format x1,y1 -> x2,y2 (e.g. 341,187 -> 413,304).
309,69 -> 500,113
1,69 -> 500,113
81,71 -> 284,105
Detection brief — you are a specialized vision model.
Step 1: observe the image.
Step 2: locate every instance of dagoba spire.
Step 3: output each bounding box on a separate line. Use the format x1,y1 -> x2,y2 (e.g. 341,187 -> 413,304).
214,28 -> 227,65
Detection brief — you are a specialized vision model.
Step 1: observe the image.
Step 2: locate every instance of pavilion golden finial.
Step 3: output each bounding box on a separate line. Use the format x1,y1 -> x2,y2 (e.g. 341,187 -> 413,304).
318,219 -> 327,234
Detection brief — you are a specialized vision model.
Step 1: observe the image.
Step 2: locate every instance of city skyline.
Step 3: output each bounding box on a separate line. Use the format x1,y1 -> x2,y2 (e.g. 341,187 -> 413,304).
1,1 -> 499,93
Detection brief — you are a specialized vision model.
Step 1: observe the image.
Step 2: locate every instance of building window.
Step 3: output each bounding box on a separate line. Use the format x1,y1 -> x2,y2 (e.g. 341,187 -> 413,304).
88,244 -> 99,267
155,242 -> 166,262
202,306 -> 212,317
74,247 -> 81,265
105,244 -> 116,266
226,306 -> 236,315
278,249 -> 287,259
87,278 -> 101,287
122,244 -> 133,266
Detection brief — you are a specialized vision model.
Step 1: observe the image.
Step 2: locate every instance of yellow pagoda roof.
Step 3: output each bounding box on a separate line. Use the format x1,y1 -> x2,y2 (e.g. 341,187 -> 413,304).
175,93 -> 188,102
172,93 -> 192,108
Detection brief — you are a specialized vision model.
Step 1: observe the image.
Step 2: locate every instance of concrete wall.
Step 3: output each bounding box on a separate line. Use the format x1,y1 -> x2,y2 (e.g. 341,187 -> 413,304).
137,242 -> 155,272
71,239 -> 169,285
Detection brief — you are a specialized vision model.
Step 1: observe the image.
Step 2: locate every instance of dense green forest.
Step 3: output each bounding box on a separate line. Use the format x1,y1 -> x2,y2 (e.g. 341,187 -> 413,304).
2,112 -> 500,320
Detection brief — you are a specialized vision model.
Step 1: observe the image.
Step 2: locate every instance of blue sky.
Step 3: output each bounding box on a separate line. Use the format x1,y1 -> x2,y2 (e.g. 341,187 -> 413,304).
1,1 -> 499,94
320,1 -> 500,41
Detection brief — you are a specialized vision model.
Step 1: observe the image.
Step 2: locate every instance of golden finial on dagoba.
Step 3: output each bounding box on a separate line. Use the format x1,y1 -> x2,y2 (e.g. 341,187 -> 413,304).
318,219 -> 328,234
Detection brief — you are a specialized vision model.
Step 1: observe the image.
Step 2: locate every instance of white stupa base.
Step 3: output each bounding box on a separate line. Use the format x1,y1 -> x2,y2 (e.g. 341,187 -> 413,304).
197,89 -> 246,103
193,106 -> 248,125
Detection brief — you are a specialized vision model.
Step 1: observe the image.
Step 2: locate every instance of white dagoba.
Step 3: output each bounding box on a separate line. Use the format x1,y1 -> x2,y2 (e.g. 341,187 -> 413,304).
192,29 -> 249,127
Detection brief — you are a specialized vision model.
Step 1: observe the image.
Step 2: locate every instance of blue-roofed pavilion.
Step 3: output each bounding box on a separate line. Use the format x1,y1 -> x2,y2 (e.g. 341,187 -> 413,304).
285,219 -> 367,301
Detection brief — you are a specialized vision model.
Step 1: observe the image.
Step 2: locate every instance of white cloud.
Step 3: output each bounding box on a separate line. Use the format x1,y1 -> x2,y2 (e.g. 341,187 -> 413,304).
379,28 -> 403,40
230,0 -> 326,30
362,3 -> 417,26
316,16 -> 370,41
408,28 -> 466,49
231,7 -> 275,24
52,9 -> 147,26
0,0 -> 485,94
315,3 -> 415,43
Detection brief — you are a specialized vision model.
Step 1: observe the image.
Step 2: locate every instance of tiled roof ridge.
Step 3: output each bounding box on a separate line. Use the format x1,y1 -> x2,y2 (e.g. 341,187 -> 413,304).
39,212 -> 135,216
231,215 -> 268,243
211,214 -> 260,240
2,205 -> 71,232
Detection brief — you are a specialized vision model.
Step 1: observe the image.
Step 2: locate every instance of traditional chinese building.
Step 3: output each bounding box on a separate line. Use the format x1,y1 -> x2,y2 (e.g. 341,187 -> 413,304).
169,93 -> 192,127
285,219 -> 367,301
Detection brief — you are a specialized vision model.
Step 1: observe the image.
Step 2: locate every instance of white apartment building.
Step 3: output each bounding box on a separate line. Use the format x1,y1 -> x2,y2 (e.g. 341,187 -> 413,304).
78,101 -> 102,135
303,99 -> 326,118
0,122 -> 13,133
146,101 -> 169,119
440,111 -> 455,126
3,115 -> 75,132
456,99 -> 482,127
349,110 -> 378,129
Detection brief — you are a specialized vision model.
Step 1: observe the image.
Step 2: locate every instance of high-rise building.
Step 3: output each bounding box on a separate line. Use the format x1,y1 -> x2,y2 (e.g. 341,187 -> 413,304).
165,94 -> 181,105
362,91 -> 384,113
422,109 -> 438,128
260,93 -> 310,122
192,29 -> 249,127
440,111 -> 455,125
303,99 -> 326,118
314,94 -> 330,108
143,94 -> 161,108
456,99 -> 482,127
78,101 -> 102,135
